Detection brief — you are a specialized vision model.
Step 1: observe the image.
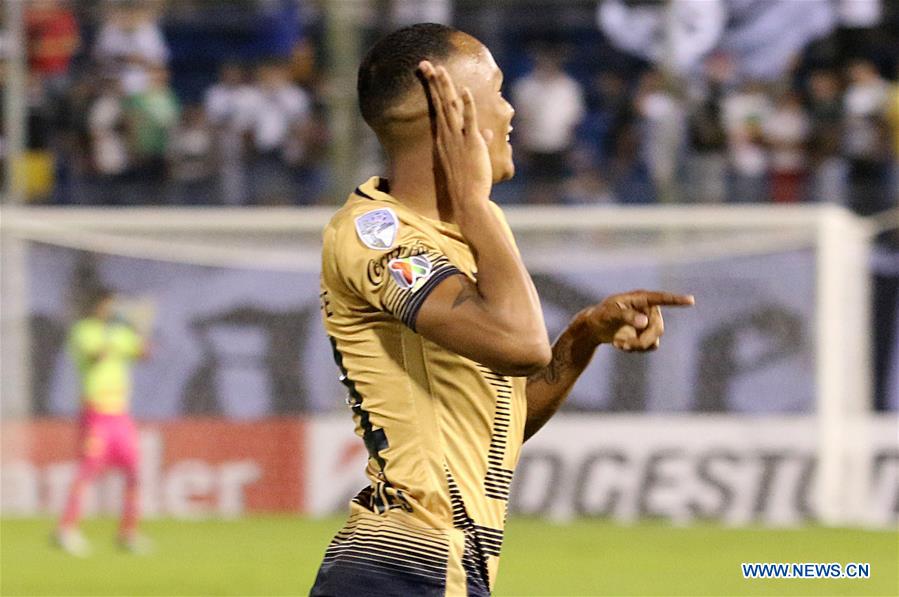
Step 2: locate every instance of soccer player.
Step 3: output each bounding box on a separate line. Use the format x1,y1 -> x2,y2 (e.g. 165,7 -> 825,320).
54,287 -> 150,556
314,23 -> 694,596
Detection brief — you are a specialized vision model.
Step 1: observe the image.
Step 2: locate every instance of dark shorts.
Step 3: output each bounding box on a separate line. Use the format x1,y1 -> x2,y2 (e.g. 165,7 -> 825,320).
309,560 -> 449,597
310,505 -> 492,597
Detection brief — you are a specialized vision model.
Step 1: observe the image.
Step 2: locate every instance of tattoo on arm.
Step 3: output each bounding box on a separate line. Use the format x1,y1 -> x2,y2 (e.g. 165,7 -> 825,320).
451,276 -> 485,310
524,319 -> 598,442
528,336 -> 573,386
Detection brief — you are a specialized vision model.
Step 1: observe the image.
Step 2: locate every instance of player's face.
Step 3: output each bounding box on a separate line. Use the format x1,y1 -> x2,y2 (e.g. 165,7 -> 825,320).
95,296 -> 114,320
447,42 -> 516,182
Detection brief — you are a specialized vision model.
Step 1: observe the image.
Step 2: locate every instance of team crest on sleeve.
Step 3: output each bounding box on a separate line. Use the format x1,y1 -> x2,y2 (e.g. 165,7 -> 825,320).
354,208 -> 398,250
388,255 -> 433,291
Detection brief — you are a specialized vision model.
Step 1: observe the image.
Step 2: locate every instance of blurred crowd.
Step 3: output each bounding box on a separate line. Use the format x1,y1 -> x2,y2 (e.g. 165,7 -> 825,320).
9,0 -> 899,213
19,0 -> 328,206
507,47 -> 898,217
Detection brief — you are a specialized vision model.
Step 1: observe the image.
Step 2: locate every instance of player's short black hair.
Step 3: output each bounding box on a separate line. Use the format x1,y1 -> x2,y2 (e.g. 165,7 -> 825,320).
83,286 -> 114,314
357,23 -> 459,129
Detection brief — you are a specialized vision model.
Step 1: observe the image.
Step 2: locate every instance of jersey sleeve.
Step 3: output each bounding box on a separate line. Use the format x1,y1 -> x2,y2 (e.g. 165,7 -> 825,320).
328,207 -> 463,331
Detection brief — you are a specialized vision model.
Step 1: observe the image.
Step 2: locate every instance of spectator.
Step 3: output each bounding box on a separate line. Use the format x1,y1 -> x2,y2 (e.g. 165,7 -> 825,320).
635,70 -> 684,203
843,59 -> 890,215
579,72 -> 652,204
684,55 -> 730,203
512,47 -> 585,203
807,69 -> 843,142
562,146 -> 612,204
22,0 -> 80,201
806,69 -> 848,204
245,59 -> 312,205
764,91 -> 810,203
94,1 -> 169,96
580,71 -> 631,166
87,75 -> 130,204
205,62 -> 256,205
286,102 -> 332,205
608,120 -> 655,204
26,0 -> 80,102
26,71 -> 53,152
123,65 -> 179,195
723,81 -> 772,203
56,71 -> 101,204
166,104 -> 216,205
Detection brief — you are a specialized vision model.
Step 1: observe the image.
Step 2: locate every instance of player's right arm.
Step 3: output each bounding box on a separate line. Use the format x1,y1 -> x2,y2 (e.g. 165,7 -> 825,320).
413,62 -> 551,376
69,321 -> 107,364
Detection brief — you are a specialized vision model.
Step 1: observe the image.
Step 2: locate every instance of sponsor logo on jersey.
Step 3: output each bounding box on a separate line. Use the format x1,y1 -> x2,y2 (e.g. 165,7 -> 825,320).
388,255 -> 433,291
354,208 -> 398,250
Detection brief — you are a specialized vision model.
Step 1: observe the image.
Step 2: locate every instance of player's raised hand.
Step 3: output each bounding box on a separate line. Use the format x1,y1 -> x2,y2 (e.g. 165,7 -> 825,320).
580,291 -> 695,352
418,60 -> 493,210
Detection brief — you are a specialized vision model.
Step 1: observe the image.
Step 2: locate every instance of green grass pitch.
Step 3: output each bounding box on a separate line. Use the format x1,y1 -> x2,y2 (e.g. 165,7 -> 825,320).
1,517 -> 896,596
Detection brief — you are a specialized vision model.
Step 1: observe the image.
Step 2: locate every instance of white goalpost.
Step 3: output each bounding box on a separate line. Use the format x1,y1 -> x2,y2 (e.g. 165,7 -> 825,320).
0,203 -> 878,526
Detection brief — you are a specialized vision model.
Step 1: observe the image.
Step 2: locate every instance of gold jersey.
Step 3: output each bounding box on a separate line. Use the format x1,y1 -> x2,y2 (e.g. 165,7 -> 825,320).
314,177 -> 527,596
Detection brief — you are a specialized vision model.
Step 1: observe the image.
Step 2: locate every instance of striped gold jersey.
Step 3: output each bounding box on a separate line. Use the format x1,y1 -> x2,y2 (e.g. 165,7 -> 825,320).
314,177 -> 527,596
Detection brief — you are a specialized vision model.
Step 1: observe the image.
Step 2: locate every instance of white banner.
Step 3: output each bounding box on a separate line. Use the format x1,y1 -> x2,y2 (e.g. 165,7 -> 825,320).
597,0 -> 838,80
307,414 -> 899,528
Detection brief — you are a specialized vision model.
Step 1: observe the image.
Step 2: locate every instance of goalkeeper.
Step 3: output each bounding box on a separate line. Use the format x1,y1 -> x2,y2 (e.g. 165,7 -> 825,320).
54,287 -> 150,556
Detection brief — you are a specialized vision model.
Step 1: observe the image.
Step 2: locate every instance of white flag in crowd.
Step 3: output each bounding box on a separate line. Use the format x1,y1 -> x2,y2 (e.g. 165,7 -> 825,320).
598,0 -> 882,80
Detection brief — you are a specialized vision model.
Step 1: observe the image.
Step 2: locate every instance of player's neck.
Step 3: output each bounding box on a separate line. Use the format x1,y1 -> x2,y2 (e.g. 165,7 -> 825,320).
387,150 -> 456,223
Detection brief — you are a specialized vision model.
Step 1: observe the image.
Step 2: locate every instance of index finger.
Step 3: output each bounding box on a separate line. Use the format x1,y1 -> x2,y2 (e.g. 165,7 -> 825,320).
627,291 -> 695,308
418,60 -> 435,76
418,61 -> 439,122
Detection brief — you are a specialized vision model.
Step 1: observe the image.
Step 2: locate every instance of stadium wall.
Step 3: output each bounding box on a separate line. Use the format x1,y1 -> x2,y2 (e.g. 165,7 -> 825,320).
2,415 -> 896,528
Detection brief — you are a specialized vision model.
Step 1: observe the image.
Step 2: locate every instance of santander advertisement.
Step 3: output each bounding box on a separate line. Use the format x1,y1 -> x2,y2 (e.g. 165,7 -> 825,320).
1,419 -> 304,518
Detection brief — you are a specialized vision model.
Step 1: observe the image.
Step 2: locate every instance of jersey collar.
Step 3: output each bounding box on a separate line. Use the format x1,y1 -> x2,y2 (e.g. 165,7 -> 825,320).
354,176 -> 466,240
354,176 -> 394,203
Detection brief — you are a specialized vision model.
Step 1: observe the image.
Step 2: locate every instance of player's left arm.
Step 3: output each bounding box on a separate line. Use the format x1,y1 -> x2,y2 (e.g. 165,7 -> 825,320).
523,290 -> 694,442
120,325 -> 150,360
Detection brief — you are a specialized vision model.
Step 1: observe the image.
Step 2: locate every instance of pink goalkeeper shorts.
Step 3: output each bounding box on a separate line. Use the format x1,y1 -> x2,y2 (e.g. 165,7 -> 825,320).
78,408 -> 139,478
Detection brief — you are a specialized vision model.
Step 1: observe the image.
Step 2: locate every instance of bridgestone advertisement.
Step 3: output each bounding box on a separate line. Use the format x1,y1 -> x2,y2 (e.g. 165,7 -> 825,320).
306,414 -> 899,528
